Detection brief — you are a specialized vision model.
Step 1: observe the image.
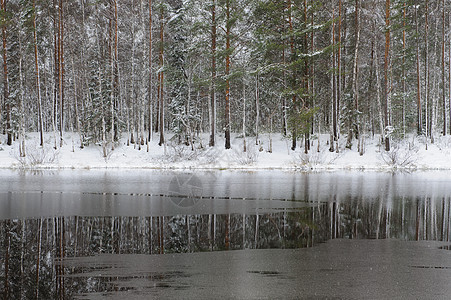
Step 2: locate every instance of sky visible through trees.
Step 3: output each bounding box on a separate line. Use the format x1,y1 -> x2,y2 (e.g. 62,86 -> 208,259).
0,0 -> 449,156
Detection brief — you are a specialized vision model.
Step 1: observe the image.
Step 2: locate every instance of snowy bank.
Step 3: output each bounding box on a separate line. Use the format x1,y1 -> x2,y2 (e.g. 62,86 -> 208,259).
1,132 -> 451,171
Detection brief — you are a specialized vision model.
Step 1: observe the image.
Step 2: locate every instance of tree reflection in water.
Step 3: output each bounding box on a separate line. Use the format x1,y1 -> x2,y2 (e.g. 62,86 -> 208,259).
1,171 -> 451,298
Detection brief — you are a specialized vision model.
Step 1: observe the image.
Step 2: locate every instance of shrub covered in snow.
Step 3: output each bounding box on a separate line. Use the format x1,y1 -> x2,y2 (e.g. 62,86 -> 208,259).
379,142 -> 419,169
14,142 -> 59,168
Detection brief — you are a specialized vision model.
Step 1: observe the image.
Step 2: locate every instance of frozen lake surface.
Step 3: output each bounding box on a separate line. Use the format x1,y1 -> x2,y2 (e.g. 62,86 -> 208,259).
1,170 -> 451,299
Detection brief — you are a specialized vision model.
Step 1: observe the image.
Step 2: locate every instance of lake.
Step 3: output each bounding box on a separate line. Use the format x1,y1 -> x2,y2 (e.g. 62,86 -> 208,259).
1,170 -> 451,299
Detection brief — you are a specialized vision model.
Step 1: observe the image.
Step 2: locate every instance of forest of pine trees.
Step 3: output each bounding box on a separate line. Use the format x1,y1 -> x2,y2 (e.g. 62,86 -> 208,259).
0,0 -> 450,154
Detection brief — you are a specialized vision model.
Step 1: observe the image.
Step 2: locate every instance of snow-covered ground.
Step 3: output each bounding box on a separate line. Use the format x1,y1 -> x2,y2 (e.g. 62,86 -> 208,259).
1,132 -> 451,171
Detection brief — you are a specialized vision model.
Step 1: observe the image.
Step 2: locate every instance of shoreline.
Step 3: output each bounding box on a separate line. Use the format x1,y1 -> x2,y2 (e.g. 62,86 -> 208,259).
2,132 -> 451,172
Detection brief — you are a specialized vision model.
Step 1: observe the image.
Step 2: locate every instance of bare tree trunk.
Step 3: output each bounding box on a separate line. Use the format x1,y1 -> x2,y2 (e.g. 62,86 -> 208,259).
330,3 -> 336,152
96,26 -> 107,158
209,0 -> 216,147
242,81 -> 246,152
148,0 -> 153,142
52,0 -> 59,149
431,6 -> 439,143
337,0 -> 342,142
58,0 -> 64,147
33,0 -> 44,147
349,0 -> 360,150
72,58 -> 83,149
425,0 -> 429,139
442,0 -> 446,136
1,0 -> 11,146
282,37 -> 287,136
17,29 -> 26,157
384,0 -> 391,151
139,0 -> 146,146
415,4 -> 422,135
354,0 -> 361,151
110,0 -> 119,150
402,1 -> 406,137
303,0 -> 309,154
224,0 -> 231,149
158,5 -> 165,146
288,0 -> 296,150
374,26 -> 384,140
255,72 -> 259,145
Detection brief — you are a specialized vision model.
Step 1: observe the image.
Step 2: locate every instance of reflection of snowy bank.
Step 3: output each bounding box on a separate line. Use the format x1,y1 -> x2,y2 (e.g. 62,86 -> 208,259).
2,132 -> 451,170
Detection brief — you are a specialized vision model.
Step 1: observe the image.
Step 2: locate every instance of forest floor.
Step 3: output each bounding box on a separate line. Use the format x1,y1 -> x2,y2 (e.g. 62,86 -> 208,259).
1,132 -> 451,171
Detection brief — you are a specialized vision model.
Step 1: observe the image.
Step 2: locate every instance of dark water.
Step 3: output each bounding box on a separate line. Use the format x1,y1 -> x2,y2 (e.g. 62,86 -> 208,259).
1,170 -> 451,299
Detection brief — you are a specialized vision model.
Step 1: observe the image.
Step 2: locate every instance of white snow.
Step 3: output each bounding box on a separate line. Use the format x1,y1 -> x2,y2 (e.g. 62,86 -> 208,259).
1,132 -> 451,171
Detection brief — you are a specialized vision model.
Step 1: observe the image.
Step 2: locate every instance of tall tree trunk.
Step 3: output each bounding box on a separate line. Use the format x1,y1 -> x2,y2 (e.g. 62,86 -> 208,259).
72,58 -> 83,149
303,0 -> 309,154
33,0 -> 44,147
310,4 -> 315,137
374,26 -> 384,140
110,0 -> 119,149
431,8 -> 440,144
282,30 -> 287,136
337,0 -> 342,141
209,0 -> 216,147
52,0 -> 59,149
384,0 -> 391,151
158,5 -> 164,146
449,12 -> 451,136
242,81 -> 246,152
17,26 -> 26,157
425,0 -> 429,138
59,0 -> 64,147
139,0 -> 147,146
96,26 -> 107,158
224,0 -> 231,149
353,0 -> 360,119
442,0 -> 446,136
255,72 -> 259,145
288,0 -> 296,150
1,0 -> 11,146
130,18 -> 136,145
349,0 -> 360,150
402,1 -> 406,137
330,3 -> 336,152
148,0 -> 153,142
415,4 -> 422,134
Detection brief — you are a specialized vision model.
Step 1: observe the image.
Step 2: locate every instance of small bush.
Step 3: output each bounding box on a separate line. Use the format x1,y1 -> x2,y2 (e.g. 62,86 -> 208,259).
379,143 -> 418,168
14,142 -> 59,168
230,144 -> 259,165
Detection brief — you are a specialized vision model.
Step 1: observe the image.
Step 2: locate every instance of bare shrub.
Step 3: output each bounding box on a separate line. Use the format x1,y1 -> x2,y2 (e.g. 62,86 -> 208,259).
14,142 -> 59,168
293,150 -> 324,167
379,143 -> 419,168
292,145 -> 344,168
435,135 -> 451,153
96,142 -> 115,163
198,148 -> 220,165
163,142 -> 199,163
230,144 -> 259,165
